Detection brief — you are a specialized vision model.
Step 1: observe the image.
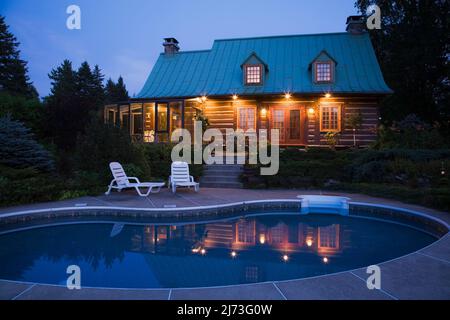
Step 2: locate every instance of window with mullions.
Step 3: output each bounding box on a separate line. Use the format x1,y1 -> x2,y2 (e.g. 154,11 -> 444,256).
320,105 -> 341,132
245,65 -> 262,85
315,62 -> 332,82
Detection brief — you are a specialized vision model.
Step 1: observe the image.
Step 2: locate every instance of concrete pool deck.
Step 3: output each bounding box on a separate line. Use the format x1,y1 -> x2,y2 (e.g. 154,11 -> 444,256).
0,188 -> 449,300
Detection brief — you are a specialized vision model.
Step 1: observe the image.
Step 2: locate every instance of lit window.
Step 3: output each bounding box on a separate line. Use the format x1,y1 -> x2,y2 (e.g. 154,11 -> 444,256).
237,107 -> 256,130
320,105 -> 341,132
245,65 -> 262,84
315,62 -> 332,82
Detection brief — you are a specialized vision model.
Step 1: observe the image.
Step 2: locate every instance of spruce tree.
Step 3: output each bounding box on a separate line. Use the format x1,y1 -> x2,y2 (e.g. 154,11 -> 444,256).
0,15 -> 37,98
44,60 -> 106,149
0,115 -> 54,172
105,76 -> 129,103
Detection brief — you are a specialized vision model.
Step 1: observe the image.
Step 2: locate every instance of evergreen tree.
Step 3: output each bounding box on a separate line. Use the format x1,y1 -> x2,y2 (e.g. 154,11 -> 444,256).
355,1 -> 450,126
44,60 -> 106,149
44,60 -> 78,148
0,16 -> 37,98
0,115 -> 54,172
116,76 -> 129,101
105,76 -> 129,103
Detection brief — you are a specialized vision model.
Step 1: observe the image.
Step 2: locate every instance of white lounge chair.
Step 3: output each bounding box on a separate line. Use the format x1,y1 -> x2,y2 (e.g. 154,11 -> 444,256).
105,162 -> 165,197
168,161 -> 199,193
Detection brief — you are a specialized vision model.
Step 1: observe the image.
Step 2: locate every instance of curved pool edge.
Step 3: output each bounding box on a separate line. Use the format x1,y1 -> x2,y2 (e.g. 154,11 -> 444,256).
1,198 -> 449,300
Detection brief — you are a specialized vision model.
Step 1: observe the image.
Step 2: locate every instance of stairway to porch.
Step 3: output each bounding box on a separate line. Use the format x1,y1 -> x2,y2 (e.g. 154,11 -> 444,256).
200,162 -> 244,189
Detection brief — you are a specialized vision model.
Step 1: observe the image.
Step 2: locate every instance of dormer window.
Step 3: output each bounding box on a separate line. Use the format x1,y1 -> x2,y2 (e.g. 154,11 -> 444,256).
309,50 -> 337,84
245,65 -> 262,85
315,62 -> 332,82
241,52 -> 268,86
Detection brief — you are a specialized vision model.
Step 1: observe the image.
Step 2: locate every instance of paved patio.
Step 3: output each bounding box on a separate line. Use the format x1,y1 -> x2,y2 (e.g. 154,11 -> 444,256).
0,188 -> 449,300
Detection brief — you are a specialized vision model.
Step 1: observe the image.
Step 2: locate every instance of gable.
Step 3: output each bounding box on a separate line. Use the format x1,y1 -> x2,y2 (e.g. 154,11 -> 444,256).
309,50 -> 337,69
137,32 -> 392,98
241,52 -> 268,70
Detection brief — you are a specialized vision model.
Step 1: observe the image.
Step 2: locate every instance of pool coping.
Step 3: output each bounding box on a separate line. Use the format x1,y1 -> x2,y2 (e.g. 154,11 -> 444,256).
0,197 -> 449,300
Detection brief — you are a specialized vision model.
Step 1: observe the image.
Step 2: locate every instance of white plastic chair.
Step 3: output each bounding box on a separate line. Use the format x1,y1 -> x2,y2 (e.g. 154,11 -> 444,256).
168,161 -> 199,193
105,162 -> 165,197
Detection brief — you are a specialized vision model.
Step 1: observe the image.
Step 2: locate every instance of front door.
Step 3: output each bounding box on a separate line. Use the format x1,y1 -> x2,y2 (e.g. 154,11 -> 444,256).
270,106 -> 305,145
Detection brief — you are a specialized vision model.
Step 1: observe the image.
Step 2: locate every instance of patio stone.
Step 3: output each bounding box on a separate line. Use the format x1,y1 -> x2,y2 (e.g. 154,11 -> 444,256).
170,283 -> 284,300
419,234 -> 450,263
274,272 -> 392,300
352,253 -> 450,300
0,281 -> 33,300
15,284 -> 170,300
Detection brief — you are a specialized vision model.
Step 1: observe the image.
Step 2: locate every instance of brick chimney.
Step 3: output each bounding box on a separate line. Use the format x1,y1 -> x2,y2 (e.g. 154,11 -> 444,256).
163,38 -> 180,54
346,16 -> 366,34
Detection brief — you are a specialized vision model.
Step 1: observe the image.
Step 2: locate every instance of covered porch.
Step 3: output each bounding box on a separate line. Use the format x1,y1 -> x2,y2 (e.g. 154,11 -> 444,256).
103,99 -> 198,143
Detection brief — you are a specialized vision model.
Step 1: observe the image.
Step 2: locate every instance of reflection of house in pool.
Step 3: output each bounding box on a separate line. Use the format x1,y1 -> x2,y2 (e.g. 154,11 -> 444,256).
123,218 -> 348,287
205,219 -> 343,256
127,218 -> 344,256
121,219 -> 348,287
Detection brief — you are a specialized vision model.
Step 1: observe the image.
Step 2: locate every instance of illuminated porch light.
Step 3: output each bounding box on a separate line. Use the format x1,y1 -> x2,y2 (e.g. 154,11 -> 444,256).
306,238 -> 313,247
324,93 -> 331,99
284,93 -> 292,99
232,94 -> 238,100
231,251 -> 237,258
201,95 -> 207,102
259,234 -> 266,244
307,107 -> 315,115
323,257 -> 329,264
282,254 -> 289,262
261,108 -> 267,118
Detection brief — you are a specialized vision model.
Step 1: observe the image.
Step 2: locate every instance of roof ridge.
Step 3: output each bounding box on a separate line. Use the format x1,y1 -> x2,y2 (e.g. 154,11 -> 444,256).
214,32 -> 353,42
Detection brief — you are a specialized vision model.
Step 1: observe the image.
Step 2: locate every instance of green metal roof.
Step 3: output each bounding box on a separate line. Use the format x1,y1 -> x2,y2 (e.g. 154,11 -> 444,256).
137,32 -> 392,99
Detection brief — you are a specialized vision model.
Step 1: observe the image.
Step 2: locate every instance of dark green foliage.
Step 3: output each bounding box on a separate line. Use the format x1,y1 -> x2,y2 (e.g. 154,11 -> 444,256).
245,147 -> 450,210
0,16 -> 38,98
44,60 -> 106,149
355,1 -> 450,127
142,143 -> 203,180
74,118 -> 150,183
105,76 -> 129,103
0,115 -> 54,171
0,92 -> 43,135
373,115 -> 446,149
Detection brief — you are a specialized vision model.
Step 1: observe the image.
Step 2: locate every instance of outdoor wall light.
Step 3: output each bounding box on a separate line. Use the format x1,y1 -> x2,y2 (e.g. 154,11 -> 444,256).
306,238 -> 313,247
323,257 -> 329,263
282,254 -> 289,262
284,93 -> 292,99
324,93 -> 331,98
308,107 -> 315,115
261,108 -> 267,118
201,96 -> 207,102
232,94 -> 238,100
231,251 -> 237,258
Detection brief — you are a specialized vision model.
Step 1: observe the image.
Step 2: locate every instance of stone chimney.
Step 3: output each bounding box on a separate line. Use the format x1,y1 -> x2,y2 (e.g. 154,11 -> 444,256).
163,38 -> 180,54
346,16 -> 366,34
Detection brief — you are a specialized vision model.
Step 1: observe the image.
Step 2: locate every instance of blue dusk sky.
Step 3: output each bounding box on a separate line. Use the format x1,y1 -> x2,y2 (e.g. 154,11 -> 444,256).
0,0 -> 359,98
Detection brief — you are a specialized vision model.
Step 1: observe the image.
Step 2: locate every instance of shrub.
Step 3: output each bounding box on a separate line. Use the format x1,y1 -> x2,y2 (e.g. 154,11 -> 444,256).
374,115 -> 446,149
142,143 -> 202,180
74,118 -> 150,183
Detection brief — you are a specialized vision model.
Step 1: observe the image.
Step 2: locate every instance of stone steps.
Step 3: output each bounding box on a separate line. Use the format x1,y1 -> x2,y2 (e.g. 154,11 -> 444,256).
200,163 -> 244,189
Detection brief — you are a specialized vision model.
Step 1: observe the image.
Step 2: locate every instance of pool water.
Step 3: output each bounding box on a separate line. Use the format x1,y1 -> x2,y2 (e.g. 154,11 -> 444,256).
0,214 -> 436,288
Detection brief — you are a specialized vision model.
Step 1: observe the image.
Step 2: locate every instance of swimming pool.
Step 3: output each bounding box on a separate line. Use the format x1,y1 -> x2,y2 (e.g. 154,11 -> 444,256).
0,212 -> 438,289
